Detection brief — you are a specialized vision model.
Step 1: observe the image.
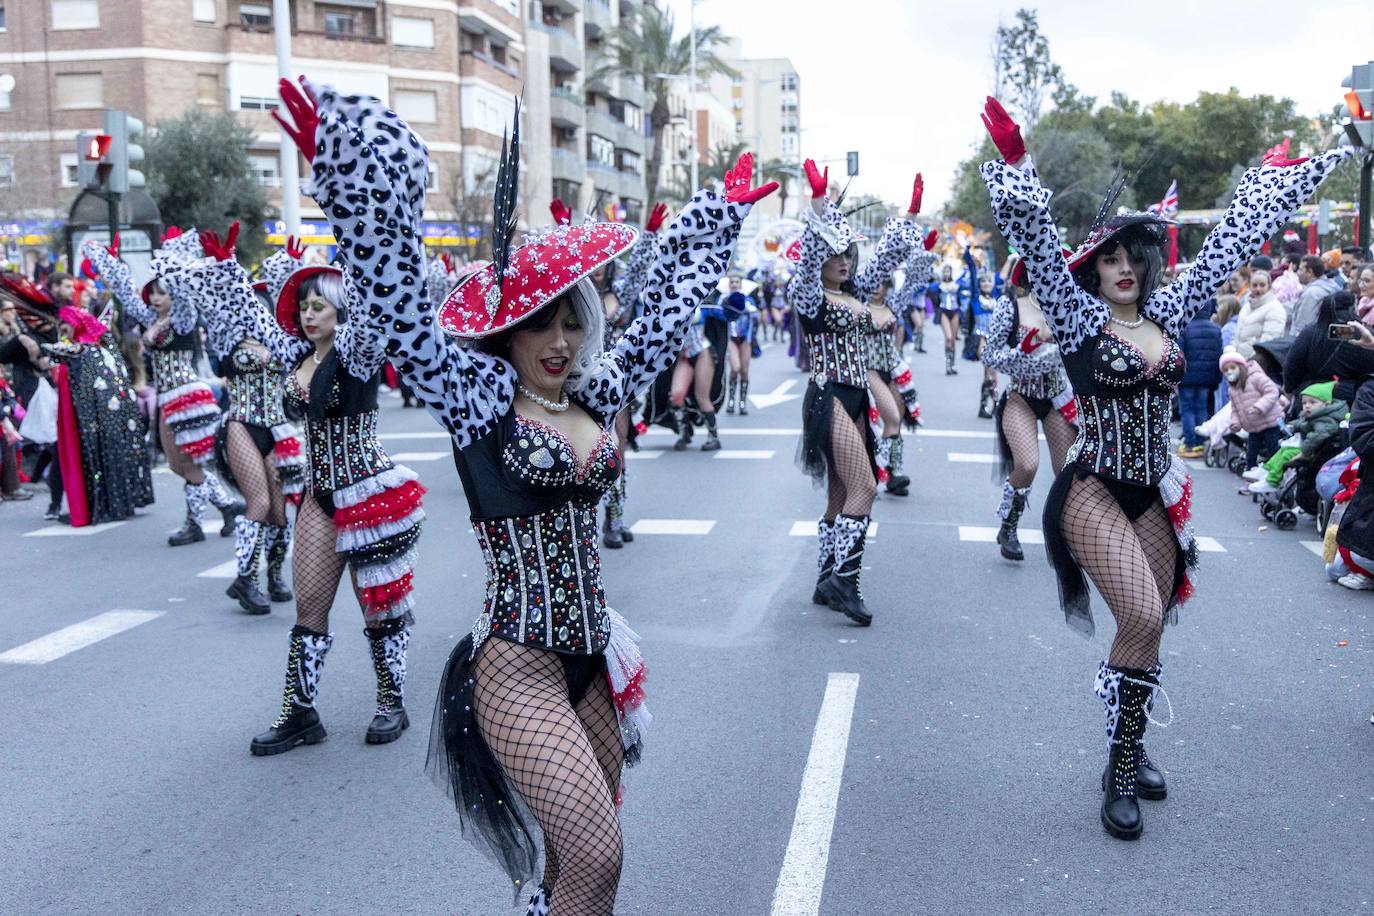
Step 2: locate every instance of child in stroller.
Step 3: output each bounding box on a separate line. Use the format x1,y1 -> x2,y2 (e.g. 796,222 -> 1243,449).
1195,401 -> 1249,473
1248,381 -> 1351,529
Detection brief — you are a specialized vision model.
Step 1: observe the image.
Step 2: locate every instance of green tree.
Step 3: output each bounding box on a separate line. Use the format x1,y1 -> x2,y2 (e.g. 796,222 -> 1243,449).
588,3 -> 736,204
759,156 -> 802,219
701,140 -> 748,185
991,9 -> 1068,131
145,110 -> 269,263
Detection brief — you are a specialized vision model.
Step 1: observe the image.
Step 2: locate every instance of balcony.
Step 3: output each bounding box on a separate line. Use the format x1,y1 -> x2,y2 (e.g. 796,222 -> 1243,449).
583,0 -> 611,38
615,77 -> 646,110
585,108 -> 619,142
614,121 -> 644,156
552,147 -> 585,184
544,0 -> 582,13
550,88 -> 584,129
530,21 -> 583,73
585,158 -> 618,193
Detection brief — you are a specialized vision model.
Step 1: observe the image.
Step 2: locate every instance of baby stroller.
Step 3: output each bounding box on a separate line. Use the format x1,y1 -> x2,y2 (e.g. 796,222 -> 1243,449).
1195,401 -> 1249,473
1256,431 -> 1350,531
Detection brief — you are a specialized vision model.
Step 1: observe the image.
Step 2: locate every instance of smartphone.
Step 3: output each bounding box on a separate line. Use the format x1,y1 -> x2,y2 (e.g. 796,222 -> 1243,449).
1329,323 -> 1361,341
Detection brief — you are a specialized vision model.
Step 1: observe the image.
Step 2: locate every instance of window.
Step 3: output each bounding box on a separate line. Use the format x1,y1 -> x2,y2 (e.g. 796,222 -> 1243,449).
425,162 -> 438,192
239,96 -> 278,111
0,3 -> 7,31
323,11 -> 354,35
51,0 -> 99,29
248,153 -> 280,187
588,134 -> 614,167
393,89 -> 437,123
0,154 -> 14,189
239,2 -> 269,27
60,153 -> 78,188
780,72 -> 798,92
196,72 -> 221,106
193,0 -> 215,22
392,15 -> 434,48
0,86 -> 9,112
55,72 -> 102,109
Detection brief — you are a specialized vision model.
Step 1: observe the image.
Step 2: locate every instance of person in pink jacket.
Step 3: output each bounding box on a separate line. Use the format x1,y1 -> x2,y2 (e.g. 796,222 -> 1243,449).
1221,350 -> 1285,470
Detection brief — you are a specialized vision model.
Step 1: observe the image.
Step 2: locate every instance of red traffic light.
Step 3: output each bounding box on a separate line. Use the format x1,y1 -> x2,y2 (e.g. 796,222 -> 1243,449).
85,134 -> 113,161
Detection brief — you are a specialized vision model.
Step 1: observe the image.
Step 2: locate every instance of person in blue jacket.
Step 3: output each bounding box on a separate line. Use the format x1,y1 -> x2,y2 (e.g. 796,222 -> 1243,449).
1178,298 -> 1223,457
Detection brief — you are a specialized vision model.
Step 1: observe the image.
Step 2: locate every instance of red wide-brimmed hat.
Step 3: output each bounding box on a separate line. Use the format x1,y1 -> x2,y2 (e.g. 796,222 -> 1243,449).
438,222 -> 638,339
277,264 -> 344,337
1064,212 -> 1172,274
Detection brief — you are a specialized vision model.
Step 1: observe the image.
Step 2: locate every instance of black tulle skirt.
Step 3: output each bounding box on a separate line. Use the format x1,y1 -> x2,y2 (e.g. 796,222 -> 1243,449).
796,379 -> 874,486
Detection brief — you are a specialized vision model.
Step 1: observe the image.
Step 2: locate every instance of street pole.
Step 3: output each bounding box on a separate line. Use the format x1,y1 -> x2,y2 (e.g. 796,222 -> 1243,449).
273,0 -> 300,239
688,0 -> 698,190
1360,151 -> 1373,257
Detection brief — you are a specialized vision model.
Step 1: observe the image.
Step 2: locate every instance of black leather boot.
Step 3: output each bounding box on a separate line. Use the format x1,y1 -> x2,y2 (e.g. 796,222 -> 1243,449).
914,329 -> 926,353
365,618 -> 411,745
1097,665 -> 1155,840
672,407 -> 692,451
997,485 -> 1028,561
817,515 -> 871,625
227,518 -> 269,613
738,379 -> 749,416
168,515 -> 205,547
885,436 -> 910,496
726,376 -> 737,414
978,380 -> 996,419
169,481 -> 208,547
700,412 -> 721,451
1136,663 -> 1168,799
945,345 -> 957,375
264,524 -> 293,602
602,510 -> 624,549
251,627 -> 332,756
812,518 -> 834,606
227,576 -> 271,615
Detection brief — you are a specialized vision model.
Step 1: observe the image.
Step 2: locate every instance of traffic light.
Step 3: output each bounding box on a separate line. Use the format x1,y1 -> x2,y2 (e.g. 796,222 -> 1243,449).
76,131 -> 113,189
1341,62 -> 1372,147
846,151 -> 859,177
102,109 -> 145,193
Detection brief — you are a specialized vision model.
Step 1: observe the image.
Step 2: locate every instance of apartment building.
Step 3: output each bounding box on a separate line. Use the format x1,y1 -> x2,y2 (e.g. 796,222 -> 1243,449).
521,0 -> 648,226
0,0 -> 523,262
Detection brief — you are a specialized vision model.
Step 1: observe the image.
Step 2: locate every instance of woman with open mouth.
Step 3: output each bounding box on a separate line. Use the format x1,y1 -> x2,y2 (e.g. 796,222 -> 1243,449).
271,78 -> 774,914
979,96 -> 1354,841
790,159 -> 925,627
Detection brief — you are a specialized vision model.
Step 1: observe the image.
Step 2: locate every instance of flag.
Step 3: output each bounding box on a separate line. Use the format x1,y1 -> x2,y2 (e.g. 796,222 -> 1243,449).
1146,180 -> 1178,218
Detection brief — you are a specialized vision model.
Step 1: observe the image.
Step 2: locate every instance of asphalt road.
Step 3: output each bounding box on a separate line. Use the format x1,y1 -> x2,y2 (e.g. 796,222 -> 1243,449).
3,337 -> 1372,915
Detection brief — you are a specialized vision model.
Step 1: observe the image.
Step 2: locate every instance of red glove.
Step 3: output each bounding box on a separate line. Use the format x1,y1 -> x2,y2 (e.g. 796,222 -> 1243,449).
549,198 -> 572,226
439,252 -> 454,272
274,76 -> 321,163
645,202 -> 669,233
980,96 -> 1025,164
1019,328 -> 1045,353
1262,138 -> 1308,167
908,173 -> 924,216
162,226 -> 182,243
923,229 -> 939,252
286,235 -> 306,260
802,159 -> 828,199
108,233 -> 121,259
723,152 -> 779,205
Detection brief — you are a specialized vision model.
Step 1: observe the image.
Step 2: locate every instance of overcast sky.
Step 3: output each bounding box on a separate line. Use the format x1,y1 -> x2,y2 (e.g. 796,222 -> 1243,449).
664,0 -> 1374,212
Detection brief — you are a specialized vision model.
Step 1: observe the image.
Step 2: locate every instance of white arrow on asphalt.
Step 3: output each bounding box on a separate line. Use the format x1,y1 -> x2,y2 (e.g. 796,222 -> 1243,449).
748,379 -> 800,410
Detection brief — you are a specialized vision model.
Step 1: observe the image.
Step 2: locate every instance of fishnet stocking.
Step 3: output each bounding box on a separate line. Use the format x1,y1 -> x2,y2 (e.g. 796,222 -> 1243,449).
825,398 -> 875,519
158,414 -> 204,485
1041,409 -> 1077,476
292,495 -> 353,633
867,370 -> 900,437
225,421 -> 287,526
1060,475 -> 1170,669
474,638 -> 622,916
1001,393 -> 1042,489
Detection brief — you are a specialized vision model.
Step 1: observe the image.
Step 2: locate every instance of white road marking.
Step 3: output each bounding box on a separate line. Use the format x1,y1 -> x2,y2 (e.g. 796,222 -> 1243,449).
769,672 -> 860,916
947,452 -> 996,464
714,449 -> 776,460
645,426 -> 800,437
196,560 -> 239,579
629,519 -> 716,535
0,610 -> 163,665
22,520 -> 128,538
959,525 -> 1045,545
749,379 -> 801,410
916,428 -> 999,439
789,520 -> 878,539
1301,541 -> 1325,557
1194,537 -> 1227,554
390,451 -> 448,462
624,450 -> 662,460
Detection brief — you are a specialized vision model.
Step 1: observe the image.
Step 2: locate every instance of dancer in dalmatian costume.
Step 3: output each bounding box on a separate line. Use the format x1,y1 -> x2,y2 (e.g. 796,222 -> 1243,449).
978,95 -> 1354,841
269,76 -> 774,914
84,231 -> 244,546
790,160 -> 923,627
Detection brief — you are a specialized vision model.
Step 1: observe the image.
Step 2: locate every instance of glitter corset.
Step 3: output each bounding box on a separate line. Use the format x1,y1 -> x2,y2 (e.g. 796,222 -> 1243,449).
1065,330 -> 1186,486
470,416 -> 620,655
286,368 -> 392,494
801,298 -> 872,388
148,346 -> 199,393
226,346 -> 287,428
863,326 -> 899,375
1010,326 -> 1068,402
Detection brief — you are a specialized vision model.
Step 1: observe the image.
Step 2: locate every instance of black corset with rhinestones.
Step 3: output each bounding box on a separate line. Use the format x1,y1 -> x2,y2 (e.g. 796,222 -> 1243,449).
800,297 -> 873,388
148,347 -> 199,393
304,410 -> 392,493
226,345 -> 288,428
1064,329 -> 1186,486
863,327 -> 899,375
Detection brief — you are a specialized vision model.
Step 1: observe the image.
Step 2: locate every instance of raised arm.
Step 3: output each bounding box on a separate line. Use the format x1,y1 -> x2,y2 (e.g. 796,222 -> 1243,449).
611,202 -> 665,307
82,238 -> 157,328
1144,147 -> 1357,338
786,159 -> 842,319
580,155 -> 777,416
279,76 -> 513,447
853,172 -> 923,302
894,241 -> 939,310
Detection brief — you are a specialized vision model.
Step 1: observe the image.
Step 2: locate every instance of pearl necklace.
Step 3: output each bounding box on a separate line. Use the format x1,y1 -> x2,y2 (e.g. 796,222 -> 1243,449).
1109,313 -> 1145,329
518,382 -> 570,413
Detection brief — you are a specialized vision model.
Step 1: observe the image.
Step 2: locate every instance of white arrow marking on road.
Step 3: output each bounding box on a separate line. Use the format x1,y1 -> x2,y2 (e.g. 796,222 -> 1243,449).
748,379 -> 800,410
947,452 -> 996,463
789,520 -> 878,539
770,672 -> 860,916
23,520 -> 129,537
0,610 -> 163,665
628,519 -> 716,535
713,449 -> 775,460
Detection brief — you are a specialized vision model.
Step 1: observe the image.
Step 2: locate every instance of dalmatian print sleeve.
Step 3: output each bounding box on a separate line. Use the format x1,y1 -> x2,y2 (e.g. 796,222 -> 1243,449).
1143,147 -> 1357,339
853,217 -> 917,303
165,256 -> 310,368
82,239 -> 156,328
981,294 -> 1057,379
786,202 -> 836,320
303,85 -> 515,448
577,188 -> 751,416
981,157 -> 1106,352
893,250 -> 938,310
610,228 -> 657,307
331,276 -> 390,381
426,256 -> 451,307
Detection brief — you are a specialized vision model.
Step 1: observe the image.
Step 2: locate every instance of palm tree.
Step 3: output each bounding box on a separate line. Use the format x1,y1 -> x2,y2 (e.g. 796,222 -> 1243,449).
588,4 -> 737,204
702,141 -> 748,185
759,157 -> 802,218
655,163 -> 695,209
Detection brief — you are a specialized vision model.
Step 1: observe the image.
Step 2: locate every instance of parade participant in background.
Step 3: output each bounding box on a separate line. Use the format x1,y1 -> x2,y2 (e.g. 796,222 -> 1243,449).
981,255 -> 1078,561
159,228 -> 305,615
979,94 -> 1352,841
273,74 -> 774,913
45,306 -> 154,526
901,248 -> 930,355
930,261 -> 963,374
722,276 -> 757,416
85,233 -> 243,545
0,276 -> 62,517
961,246 -> 1001,418
791,160 -> 922,626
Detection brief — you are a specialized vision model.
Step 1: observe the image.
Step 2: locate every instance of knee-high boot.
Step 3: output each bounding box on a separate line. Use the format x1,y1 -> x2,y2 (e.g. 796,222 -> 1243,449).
603,472 -> 625,549
251,626 -> 333,755
914,328 -> 926,353
263,522 -> 293,602
726,375 -> 737,414
524,885 -> 550,916
672,406 -> 692,450
813,517 -> 835,605
202,469 -> 244,536
169,481 -> 208,546
227,517 -> 270,614
996,481 -> 1030,561
1096,663 -> 1158,839
945,344 -> 957,376
978,379 -> 996,419
818,514 -> 871,626
701,411 -> 721,451
365,617 -> 411,744
738,379 -> 750,416
886,435 -> 909,496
